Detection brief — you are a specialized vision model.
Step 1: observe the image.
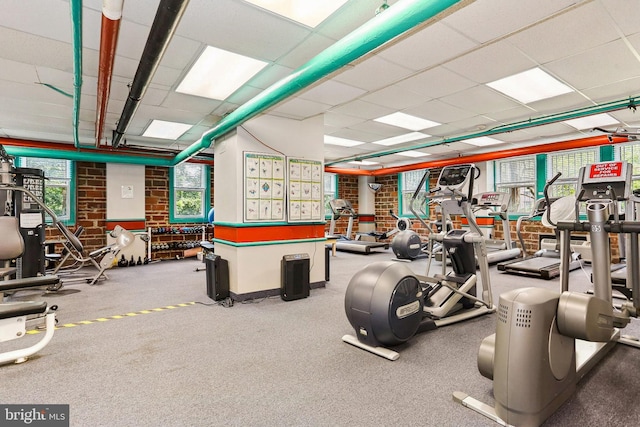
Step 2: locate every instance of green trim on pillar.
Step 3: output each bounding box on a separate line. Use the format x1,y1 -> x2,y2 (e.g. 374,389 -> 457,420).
535,154 -> 547,198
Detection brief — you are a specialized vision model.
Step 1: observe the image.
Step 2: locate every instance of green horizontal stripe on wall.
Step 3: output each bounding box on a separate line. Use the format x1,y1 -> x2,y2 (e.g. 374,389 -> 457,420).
212,237 -> 327,247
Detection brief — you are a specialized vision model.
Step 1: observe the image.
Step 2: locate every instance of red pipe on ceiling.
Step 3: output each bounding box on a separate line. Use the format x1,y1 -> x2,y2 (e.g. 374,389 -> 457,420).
95,2 -> 123,147
324,135 -> 628,176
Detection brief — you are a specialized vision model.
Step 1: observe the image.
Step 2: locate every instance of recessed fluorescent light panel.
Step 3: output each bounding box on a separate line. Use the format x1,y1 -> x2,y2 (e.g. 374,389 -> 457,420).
563,113 -> 619,130
487,68 -> 573,104
396,150 -> 431,158
374,112 -> 440,131
372,132 -> 429,146
324,136 -> 365,147
464,136 -> 503,146
176,46 -> 268,100
349,160 -> 379,166
142,120 -> 192,139
245,0 -> 348,27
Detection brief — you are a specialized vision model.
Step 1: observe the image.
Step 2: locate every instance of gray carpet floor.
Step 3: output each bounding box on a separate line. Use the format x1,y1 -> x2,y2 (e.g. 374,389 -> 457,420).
1,250 -> 639,426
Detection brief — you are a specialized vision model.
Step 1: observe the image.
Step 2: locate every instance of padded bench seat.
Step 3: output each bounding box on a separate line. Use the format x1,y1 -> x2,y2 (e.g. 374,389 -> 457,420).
0,301 -> 48,319
0,275 -> 60,293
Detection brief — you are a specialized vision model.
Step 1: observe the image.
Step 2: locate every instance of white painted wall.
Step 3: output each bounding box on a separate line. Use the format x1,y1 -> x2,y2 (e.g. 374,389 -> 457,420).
106,163 -> 145,220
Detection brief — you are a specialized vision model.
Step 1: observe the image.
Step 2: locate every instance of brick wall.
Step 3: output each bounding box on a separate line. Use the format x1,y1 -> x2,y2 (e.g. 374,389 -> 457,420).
46,161 -> 107,252
47,163 -> 214,261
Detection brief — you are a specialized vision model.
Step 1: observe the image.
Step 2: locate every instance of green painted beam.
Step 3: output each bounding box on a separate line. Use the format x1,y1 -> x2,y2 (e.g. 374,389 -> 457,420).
171,0 -> 469,165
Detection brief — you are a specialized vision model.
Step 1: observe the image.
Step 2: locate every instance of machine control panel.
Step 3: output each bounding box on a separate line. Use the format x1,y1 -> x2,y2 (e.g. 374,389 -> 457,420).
436,164 -> 475,195
474,192 -> 510,209
577,161 -> 631,201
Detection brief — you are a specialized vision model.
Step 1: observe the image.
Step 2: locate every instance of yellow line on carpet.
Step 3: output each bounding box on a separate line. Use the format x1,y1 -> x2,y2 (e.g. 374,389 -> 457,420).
25,302 -> 196,335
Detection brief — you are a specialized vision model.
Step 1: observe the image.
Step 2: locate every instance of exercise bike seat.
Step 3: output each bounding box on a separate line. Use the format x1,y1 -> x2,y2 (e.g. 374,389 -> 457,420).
0,301 -> 47,320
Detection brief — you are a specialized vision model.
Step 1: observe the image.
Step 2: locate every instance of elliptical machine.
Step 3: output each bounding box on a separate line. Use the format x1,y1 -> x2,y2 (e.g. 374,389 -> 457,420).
342,164 -> 495,360
455,161 -> 640,426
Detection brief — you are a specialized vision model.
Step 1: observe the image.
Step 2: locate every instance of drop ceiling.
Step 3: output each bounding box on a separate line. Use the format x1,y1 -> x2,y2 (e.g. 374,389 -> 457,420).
1,0 -> 640,170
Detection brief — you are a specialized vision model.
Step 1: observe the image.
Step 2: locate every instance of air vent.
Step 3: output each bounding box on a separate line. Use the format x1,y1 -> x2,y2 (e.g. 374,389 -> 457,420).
515,308 -> 532,328
498,303 -> 509,324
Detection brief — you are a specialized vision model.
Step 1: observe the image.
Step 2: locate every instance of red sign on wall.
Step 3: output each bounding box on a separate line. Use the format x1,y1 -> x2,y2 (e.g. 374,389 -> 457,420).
589,162 -> 623,179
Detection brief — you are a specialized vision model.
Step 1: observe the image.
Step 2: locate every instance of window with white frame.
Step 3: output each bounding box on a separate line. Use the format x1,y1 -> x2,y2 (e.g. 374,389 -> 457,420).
20,157 -> 73,221
618,142 -> 640,190
547,148 -> 598,198
324,172 -> 337,216
172,163 -> 207,220
399,169 -> 428,216
495,156 -> 536,215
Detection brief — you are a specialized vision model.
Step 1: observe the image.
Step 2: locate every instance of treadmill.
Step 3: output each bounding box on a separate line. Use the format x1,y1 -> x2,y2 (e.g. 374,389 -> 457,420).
470,192 -> 521,264
327,199 -> 389,254
498,182 -> 582,279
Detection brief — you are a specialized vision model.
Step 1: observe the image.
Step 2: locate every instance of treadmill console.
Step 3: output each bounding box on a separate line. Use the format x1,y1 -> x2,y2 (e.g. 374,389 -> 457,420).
577,161 -> 632,201
437,164 -> 475,194
329,199 -> 355,216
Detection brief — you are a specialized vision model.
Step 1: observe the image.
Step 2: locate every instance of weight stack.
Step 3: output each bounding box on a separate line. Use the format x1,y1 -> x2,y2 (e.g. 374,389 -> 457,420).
281,253 -> 310,301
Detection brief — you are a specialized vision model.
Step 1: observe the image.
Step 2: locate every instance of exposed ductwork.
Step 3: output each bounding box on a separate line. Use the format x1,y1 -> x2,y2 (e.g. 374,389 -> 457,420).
95,0 -> 124,147
112,0 -> 190,148
171,0 -> 473,165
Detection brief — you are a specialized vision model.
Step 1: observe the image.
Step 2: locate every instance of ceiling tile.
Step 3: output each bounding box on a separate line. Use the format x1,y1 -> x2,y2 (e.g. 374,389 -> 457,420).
443,41 -> 537,84
332,56 -> 414,91
361,85 -> 428,110
440,85 -> 522,115
508,1 -> 619,64
269,97 -> 331,119
442,0 -> 581,43
329,100 -> 394,120
378,22 -> 478,71
545,39 -> 640,91
298,80 -> 366,106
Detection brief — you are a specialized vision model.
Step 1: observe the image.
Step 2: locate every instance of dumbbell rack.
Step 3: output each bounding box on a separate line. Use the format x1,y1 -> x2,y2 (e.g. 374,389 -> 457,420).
147,225 -> 213,261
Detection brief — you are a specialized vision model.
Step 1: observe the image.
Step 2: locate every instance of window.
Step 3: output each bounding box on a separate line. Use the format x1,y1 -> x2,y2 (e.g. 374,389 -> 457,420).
399,169 -> 428,216
547,148 -> 598,198
19,157 -> 74,222
618,142 -> 640,190
171,163 -> 209,222
495,156 -> 536,215
324,173 -> 337,217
